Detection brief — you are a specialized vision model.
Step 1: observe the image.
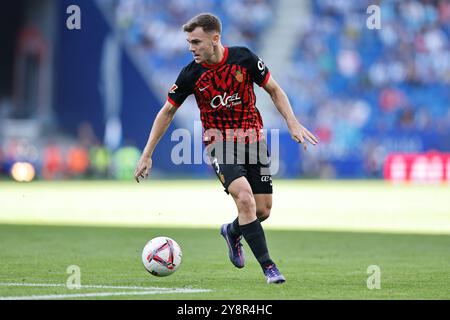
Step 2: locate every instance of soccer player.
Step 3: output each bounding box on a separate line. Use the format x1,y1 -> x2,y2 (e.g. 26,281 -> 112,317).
134,13 -> 318,284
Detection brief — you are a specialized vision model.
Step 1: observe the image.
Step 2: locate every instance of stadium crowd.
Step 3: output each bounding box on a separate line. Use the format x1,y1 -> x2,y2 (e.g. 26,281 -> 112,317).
284,0 -> 450,177
99,0 -> 274,94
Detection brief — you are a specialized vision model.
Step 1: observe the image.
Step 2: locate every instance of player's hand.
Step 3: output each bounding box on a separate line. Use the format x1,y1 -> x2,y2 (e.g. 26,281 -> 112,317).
134,154 -> 152,183
288,120 -> 319,150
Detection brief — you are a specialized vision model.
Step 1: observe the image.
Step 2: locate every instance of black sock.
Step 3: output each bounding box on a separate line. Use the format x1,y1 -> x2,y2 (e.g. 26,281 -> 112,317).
228,218 -> 241,238
239,219 -> 274,269
228,215 -> 266,238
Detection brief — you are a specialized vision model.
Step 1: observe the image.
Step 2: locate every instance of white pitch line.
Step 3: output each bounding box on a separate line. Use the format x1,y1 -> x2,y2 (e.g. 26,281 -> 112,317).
0,282 -> 212,300
0,282 -> 176,291
0,289 -> 211,300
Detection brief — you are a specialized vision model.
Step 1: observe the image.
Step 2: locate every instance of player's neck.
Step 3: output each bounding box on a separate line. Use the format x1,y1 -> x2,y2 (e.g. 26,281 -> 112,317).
205,45 -> 225,65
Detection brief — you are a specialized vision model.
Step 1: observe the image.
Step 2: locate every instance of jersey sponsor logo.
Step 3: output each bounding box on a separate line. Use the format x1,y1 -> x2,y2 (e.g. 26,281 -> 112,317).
169,84 -> 178,94
210,92 -> 241,109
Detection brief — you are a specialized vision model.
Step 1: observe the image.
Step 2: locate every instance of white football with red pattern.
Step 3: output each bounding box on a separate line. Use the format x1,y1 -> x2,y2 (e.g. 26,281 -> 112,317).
142,237 -> 182,277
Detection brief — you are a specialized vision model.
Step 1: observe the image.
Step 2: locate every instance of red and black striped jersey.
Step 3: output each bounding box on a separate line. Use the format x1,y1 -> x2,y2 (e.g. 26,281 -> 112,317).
167,46 -> 271,145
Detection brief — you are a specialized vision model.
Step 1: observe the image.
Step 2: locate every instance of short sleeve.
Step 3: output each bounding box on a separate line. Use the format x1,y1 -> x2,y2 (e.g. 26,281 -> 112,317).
167,67 -> 193,108
246,49 -> 271,87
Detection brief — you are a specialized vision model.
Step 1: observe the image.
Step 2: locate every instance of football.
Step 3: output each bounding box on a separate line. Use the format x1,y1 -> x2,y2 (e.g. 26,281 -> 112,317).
141,236 -> 182,277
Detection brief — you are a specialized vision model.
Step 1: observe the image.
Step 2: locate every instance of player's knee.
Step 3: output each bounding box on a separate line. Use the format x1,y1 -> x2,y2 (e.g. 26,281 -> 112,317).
236,190 -> 256,214
257,206 -> 271,222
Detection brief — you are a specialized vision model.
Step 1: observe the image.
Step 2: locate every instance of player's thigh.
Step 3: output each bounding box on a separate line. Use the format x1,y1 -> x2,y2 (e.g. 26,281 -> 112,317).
245,163 -> 273,195
211,162 -> 247,194
245,163 -> 272,220
208,143 -> 246,194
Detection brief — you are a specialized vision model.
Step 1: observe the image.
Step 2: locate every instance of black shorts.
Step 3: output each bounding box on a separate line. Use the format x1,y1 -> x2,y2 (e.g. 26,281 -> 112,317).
207,140 -> 273,195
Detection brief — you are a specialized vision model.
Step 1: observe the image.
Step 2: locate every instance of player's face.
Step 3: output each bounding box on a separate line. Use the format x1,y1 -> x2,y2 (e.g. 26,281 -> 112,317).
186,27 -> 217,64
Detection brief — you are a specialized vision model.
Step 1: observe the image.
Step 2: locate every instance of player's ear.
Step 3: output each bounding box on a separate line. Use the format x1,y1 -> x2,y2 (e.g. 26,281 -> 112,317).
212,33 -> 220,45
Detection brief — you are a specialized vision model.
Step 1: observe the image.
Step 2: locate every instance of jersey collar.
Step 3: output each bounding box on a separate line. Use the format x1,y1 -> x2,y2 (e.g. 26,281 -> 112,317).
202,47 -> 229,69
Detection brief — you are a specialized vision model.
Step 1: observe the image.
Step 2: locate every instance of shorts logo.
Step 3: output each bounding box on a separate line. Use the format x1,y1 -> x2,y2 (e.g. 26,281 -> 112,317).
261,176 -> 271,182
219,173 -> 225,184
169,84 -> 178,94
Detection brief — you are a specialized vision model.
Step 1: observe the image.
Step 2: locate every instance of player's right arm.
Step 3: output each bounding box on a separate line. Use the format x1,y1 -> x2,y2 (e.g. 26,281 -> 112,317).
134,101 -> 178,183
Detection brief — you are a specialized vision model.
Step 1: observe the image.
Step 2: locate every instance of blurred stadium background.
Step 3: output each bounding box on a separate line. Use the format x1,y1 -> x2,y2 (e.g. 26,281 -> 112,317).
1,0 -> 450,301
0,0 -> 449,233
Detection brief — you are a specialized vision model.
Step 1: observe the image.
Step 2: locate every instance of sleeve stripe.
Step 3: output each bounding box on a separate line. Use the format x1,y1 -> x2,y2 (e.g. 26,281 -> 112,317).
259,71 -> 271,87
167,97 -> 181,108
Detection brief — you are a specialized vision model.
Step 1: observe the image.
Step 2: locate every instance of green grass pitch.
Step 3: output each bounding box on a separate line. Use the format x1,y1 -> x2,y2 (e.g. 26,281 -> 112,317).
0,180 -> 449,299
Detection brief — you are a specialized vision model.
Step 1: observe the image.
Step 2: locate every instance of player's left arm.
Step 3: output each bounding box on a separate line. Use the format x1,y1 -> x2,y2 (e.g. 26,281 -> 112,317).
262,76 -> 319,150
